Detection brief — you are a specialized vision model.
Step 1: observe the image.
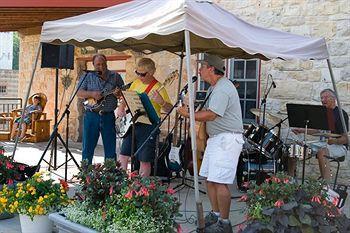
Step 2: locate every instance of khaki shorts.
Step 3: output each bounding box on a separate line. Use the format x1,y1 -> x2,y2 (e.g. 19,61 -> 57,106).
199,132 -> 244,184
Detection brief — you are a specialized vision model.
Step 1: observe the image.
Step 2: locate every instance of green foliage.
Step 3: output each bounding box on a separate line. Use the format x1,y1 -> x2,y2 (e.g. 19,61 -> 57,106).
240,173 -> 350,233
64,160 -> 180,233
12,32 -> 19,70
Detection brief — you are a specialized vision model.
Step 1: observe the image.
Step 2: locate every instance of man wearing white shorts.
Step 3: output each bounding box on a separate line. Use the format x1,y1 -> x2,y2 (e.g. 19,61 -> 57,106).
178,54 -> 243,233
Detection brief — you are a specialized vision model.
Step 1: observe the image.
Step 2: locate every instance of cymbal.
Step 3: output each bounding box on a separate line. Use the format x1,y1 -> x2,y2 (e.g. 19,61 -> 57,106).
250,108 -> 283,125
311,132 -> 342,138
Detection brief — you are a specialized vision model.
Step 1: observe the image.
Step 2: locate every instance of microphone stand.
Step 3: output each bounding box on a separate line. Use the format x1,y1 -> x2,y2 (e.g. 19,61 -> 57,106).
256,79 -> 275,184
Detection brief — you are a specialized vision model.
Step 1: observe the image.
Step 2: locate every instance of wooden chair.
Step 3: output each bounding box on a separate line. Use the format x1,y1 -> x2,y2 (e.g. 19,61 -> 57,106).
10,93 -> 51,142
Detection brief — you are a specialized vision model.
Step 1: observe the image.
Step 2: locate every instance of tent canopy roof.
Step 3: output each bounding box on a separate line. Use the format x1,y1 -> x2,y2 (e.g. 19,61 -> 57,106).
40,0 -> 329,60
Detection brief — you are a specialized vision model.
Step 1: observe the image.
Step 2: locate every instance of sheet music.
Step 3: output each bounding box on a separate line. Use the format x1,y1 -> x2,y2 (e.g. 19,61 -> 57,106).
122,90 -> 151,125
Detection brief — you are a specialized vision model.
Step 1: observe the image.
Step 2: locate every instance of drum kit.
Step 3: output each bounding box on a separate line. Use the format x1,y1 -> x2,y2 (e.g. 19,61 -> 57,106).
239,107 -> 342,185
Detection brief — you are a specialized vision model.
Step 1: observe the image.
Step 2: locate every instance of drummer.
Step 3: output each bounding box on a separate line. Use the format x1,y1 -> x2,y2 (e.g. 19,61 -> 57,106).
292,89 -> 349,183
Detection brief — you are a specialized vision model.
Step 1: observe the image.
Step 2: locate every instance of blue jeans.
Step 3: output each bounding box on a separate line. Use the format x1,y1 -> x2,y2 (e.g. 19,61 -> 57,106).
82,111 -> 116,164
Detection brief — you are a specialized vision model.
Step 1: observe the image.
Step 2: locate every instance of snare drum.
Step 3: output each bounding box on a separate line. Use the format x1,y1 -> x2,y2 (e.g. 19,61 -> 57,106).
249,125 -> 269,144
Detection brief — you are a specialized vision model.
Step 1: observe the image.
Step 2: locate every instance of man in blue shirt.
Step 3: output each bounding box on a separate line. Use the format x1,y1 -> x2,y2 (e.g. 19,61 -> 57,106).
77,54 -> 124,164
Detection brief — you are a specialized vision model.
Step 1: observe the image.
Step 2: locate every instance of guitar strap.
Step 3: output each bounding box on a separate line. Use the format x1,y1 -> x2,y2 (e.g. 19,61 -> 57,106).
144,79 -> 158,94
198,90 -> 212,111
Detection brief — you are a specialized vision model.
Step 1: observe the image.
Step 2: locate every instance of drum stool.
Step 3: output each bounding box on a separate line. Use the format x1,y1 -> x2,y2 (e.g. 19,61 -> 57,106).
325,155 -> 345,189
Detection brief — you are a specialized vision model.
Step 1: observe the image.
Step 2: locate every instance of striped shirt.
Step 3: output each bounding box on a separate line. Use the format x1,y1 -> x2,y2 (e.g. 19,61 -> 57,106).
78,70 -> 124,112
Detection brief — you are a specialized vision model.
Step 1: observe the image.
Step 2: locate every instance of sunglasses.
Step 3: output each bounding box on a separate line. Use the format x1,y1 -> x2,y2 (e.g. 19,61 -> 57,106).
135,70 -> 148,77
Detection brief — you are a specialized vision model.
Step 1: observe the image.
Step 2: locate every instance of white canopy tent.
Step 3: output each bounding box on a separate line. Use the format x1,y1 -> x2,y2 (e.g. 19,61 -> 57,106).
15,0 -> 347,230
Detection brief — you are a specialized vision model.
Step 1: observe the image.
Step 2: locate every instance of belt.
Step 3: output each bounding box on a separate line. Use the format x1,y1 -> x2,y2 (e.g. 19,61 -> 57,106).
87,109 -> 113,115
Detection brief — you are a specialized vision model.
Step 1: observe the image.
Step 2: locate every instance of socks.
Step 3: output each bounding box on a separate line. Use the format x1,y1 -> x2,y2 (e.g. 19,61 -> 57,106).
213,211 -> 220,217
219,217 -> 230,224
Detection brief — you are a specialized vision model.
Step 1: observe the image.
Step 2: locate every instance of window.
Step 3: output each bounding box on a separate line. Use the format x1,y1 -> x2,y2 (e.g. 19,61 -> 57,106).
228,59 -> 260,123
0,86 -> 6,93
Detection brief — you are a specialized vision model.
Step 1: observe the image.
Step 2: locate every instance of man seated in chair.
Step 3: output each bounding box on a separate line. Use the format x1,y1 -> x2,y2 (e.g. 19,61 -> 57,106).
292,89 -> 349,183
10,95 -> 42,141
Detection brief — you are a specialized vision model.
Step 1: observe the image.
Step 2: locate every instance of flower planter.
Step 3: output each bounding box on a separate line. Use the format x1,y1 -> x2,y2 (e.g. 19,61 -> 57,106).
0,212 -> 14,220
19,214 -> 53,233
49,213 -> 98,233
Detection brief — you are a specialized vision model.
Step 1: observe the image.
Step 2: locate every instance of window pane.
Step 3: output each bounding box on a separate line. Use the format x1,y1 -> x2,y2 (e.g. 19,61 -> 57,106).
246,81 -> 257,99
234,61 -> 245,79
240,100 -> 245,118
236,82 -> 245,99
246,60 -> 257,79
245,101 -> 257,120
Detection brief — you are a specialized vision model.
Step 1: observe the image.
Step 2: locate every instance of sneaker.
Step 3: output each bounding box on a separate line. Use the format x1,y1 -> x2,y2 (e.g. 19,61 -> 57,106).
204,219 -> 233,233
204,211 -> 219,227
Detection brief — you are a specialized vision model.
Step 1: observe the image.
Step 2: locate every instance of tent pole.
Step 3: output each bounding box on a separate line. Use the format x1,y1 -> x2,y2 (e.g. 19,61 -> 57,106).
326,59 -> 349,146
11,42 -> 42,160
184,30 -> 205,232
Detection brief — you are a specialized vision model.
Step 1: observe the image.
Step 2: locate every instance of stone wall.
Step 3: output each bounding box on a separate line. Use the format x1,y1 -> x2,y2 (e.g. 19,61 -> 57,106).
214,0 -> 350,185
0,69 -> 18,98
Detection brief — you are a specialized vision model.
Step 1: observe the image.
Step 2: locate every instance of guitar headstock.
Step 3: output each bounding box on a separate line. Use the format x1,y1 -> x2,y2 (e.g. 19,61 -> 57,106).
163,70 -> 179,87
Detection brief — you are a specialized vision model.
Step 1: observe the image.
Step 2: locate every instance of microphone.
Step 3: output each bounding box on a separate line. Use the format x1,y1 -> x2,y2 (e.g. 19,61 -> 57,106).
269,74 -> 276,88
180,76 -> 198,95
121,81 -> 133,91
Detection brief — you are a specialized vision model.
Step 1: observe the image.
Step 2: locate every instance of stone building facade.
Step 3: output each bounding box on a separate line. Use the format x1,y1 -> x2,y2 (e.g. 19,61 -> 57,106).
17,0 -> 349,184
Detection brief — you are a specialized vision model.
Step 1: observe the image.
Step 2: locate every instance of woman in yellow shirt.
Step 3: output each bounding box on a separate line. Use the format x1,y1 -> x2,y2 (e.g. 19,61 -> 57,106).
117,58 -> 172,177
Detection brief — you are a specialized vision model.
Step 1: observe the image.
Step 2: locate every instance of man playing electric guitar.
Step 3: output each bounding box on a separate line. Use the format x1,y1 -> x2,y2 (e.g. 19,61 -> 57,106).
77,54 -> 124,164
117,58 -> 172,177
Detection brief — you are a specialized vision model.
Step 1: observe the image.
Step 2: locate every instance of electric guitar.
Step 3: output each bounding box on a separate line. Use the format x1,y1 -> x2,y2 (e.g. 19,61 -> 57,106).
115,70 -> 179,138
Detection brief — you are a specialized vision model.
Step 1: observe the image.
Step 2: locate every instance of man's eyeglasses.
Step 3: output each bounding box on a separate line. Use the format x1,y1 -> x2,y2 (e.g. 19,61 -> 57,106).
135,70 -> 148,77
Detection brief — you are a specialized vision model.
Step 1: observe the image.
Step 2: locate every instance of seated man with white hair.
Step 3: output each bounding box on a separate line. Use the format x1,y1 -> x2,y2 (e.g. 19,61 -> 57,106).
293,88 -> 349,183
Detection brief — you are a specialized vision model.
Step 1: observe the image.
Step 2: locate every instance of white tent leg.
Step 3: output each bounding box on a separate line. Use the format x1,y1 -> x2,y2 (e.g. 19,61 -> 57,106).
184,30 -> 205,231
326,59 -> 349,146
11,43 -> 42,160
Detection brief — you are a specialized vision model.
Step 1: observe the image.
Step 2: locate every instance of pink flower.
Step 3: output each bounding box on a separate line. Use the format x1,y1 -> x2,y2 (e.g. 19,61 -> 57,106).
140,187 -> 149,197
85,176 -> 91,185
125,190 -> 134,199
332,197 -> 339,206
166,188 -> 175,195
265,177 -> 271,183
7,179 -> 13,185
283,178 -> 290,184
177,224 -> 182,233
6,161 -> 14,169
274,200 -> 284,208
149,182 -> 156,190
272,177 -> 281,183
242,181 -> 250,188
109,186 -> 114,195
128,171 -> 138,179
239,194 -> 248,202
18,164 -> 25,171
311,195 -> 321,204
258,189 -> 264,195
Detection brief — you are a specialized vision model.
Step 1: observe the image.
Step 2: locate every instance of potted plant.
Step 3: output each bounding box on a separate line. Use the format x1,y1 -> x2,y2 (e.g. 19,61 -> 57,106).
0,171 -> 70,233
50,160 -> 181,233
239,173 -> 350,233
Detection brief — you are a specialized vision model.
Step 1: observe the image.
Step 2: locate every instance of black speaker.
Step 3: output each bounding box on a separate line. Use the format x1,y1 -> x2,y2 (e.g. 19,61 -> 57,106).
41,43 -> 74,69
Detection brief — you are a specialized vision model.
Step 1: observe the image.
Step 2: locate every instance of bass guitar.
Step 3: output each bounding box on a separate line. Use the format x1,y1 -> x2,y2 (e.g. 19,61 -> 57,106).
115,70 -> 179,138
83,82 -> 132,112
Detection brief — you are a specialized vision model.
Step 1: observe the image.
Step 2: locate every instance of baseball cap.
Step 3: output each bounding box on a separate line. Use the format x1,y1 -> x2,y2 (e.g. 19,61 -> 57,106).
197,54 -> 225,73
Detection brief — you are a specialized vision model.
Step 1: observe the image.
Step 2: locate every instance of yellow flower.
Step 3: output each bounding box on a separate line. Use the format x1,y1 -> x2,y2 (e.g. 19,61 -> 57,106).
44,195 -> 48,199
28,206 -> 33,213
0,197 -> 7,204
38,196 -> 44,203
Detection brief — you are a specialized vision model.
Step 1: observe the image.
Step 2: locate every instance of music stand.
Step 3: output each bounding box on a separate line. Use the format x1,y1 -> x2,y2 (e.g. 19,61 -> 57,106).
121,90 -> 152,171
286,103 -> 330,183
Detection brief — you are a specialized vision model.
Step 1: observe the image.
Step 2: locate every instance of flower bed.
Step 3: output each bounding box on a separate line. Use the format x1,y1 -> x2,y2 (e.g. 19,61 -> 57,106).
59,160 -> 180,233
240,173 -> 350,233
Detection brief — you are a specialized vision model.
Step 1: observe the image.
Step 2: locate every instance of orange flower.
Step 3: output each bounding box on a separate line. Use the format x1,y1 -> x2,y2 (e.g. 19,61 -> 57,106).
332,197 -> 339,206
274,200 -> 284,208
109,186 -> 114,195
59,179 -> 69,191
283,178 -> 290,184
140,187 -> 149,197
